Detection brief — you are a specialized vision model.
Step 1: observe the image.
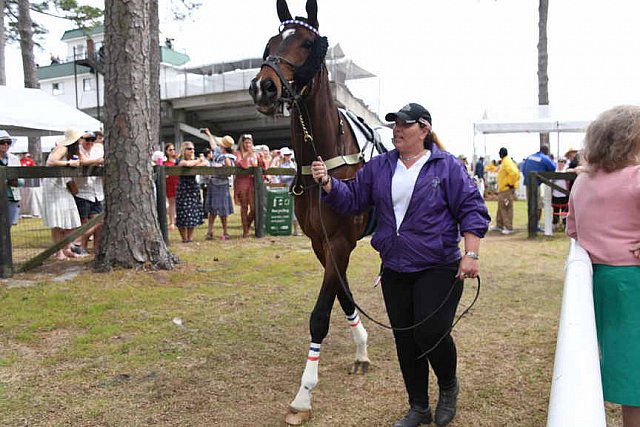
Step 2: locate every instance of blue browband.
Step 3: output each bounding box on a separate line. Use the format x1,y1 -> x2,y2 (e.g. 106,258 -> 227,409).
280,19 -> 320,37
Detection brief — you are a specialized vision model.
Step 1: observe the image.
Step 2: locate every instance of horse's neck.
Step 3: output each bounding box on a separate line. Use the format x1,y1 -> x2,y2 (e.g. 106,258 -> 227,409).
292,65 -> 342,164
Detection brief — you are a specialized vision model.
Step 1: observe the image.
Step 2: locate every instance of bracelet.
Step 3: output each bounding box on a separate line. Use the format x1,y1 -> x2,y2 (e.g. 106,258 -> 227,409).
66,161 -> 70,167
464,251 -> 479,260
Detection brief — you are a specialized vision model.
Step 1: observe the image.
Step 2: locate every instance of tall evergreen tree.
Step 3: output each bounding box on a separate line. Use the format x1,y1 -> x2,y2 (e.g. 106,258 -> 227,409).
0,0 -> 6,85
537,0 -> 549,149
96,0 -> 177,271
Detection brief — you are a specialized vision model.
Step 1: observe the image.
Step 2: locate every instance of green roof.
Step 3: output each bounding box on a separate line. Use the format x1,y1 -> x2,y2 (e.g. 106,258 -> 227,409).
61,25 -> 105,41
36,62 -> 93,80
161,46 -> 190,66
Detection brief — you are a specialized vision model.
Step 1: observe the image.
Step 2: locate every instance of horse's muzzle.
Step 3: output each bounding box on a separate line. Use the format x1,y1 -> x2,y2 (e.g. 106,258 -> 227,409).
249,77 -> 279,115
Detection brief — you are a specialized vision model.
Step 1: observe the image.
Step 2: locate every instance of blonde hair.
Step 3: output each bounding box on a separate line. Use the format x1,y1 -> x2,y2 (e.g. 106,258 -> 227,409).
180,141 -> 195,159
430,131 -> 446,151
236,135 -> 254,156
583,105 -> 640,173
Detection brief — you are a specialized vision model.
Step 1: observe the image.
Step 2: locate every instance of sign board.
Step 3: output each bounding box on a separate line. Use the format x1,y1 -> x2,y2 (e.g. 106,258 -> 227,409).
266,187 -> 293,236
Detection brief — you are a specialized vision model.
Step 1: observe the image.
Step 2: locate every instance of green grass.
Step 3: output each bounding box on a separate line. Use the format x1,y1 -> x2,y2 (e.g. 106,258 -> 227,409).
0,200 -> 623,426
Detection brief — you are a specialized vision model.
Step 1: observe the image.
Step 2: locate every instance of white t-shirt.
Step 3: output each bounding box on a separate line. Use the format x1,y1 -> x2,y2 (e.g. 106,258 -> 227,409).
391,151 -> 431,231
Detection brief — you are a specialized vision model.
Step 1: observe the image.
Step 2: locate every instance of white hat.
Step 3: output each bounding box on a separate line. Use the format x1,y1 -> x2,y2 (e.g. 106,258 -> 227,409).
280,147 -> 293,156
0,130 -> 16,144
57,128 -> 84,146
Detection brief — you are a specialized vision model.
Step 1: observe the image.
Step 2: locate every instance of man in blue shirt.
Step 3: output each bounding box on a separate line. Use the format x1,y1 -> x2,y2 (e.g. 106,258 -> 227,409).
522,145 -> 556,185
522,145 -> 556,229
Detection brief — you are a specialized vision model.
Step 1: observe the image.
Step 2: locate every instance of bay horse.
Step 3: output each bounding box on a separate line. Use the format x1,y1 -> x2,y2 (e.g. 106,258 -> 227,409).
250,0 -> 371,424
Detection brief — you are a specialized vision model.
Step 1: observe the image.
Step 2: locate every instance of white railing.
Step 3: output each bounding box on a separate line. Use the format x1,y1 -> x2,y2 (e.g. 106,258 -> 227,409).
547,239 -> 606,426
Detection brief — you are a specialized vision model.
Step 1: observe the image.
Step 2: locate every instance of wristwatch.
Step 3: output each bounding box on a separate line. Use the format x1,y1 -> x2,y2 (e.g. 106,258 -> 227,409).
464,251 -> 479,260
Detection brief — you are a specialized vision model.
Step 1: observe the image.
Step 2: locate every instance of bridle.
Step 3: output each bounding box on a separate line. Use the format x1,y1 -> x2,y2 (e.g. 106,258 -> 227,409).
261,20 -> 322,107
260,20 -> 326,194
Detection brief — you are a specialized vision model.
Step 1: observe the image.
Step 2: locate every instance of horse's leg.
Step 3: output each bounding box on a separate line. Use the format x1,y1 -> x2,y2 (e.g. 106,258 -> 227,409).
287,282 -> 337,425
338,293 -> 370,374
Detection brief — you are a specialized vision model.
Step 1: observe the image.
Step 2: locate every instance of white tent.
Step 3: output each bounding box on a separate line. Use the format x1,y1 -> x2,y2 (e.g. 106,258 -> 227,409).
0,86 -> 101,145
473,105 -> 594,135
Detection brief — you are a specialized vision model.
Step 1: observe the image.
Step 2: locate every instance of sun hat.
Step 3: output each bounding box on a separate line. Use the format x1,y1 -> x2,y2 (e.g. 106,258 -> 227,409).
385,103 -> 432,126
0,130 -> 16,144
57,128 -> 84,146
220,135 -> 234,148
280,147 -> 293,156
564,147 -> 578,157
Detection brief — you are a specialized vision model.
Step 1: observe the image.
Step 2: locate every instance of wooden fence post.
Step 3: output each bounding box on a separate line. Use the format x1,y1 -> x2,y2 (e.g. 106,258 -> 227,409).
527,172 -> 539,239
155,165 -> 169,244
254,167 -> 265,238
0,167 -> 14,278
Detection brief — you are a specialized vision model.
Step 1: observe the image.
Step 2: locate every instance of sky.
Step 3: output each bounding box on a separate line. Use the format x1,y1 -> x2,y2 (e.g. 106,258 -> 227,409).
5,0 -> 640,162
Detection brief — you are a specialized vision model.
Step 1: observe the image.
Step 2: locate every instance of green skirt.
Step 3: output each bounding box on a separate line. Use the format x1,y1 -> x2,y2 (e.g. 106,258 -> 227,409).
593,264 -> 640,406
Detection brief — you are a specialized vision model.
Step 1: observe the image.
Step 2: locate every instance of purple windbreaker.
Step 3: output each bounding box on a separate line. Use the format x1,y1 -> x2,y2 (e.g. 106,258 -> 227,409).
322,146 -> 490,272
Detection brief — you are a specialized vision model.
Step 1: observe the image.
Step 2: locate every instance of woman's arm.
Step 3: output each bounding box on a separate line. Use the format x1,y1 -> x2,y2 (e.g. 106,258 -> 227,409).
457,233 -> 481,279
177,158 -> 205,167
204,128 -> 217,150
47,146 -> 79,167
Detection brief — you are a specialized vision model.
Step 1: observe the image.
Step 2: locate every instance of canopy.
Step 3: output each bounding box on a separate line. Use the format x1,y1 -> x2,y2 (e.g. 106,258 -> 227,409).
473,105 -> 595,134
0,86 -> 101,139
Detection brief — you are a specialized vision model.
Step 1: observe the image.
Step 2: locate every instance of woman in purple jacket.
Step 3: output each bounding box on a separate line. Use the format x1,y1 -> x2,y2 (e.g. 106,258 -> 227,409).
312,103 -> 490,427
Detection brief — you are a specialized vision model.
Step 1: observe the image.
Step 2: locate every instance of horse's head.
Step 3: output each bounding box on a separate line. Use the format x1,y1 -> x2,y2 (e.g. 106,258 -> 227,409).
249,0 -> 328,115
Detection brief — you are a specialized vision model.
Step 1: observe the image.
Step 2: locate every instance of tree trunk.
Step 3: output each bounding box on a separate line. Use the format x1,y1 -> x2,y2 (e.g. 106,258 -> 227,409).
17,0 -> 42,163
96,0 -> 177,271
537,0 -> 550,149
0,0 -> 6,86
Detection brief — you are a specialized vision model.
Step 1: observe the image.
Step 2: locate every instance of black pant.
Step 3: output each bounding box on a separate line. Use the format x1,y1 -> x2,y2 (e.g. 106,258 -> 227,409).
381,265 -> 463,409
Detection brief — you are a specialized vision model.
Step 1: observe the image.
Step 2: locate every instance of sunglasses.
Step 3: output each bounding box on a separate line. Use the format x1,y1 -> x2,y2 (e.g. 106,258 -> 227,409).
184,147 -> 194,151
241,134 -> 253,140
82,137 -> 96,142
0,140 -> 11,145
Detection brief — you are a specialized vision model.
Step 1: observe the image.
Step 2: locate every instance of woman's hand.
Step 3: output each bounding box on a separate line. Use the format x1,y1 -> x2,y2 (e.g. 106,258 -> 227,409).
456,256 -> 479,280
311,157 -> 329,185
68,159 -> 80,168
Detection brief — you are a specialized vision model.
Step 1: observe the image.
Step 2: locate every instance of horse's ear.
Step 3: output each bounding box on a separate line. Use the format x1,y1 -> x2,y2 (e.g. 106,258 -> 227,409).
262,42 -> 270,61
277,0 -> 293,22
306,0 -> 319,28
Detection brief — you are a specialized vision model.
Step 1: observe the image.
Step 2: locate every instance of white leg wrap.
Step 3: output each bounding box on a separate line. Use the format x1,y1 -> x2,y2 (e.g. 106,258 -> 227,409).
290,343 -> 320,411
347,310 -> 370,362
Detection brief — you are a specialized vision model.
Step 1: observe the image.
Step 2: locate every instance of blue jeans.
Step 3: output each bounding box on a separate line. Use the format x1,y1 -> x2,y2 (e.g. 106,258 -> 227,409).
8,201 -> 19,226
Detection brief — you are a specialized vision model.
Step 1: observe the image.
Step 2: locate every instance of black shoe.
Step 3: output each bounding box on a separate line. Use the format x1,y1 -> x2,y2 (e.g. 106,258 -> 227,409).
435,379 -> 459,426
392,406 -> 432,427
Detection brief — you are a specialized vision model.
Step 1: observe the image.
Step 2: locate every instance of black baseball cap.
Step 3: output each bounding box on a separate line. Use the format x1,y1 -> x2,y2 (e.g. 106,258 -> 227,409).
385,103 -> 432,126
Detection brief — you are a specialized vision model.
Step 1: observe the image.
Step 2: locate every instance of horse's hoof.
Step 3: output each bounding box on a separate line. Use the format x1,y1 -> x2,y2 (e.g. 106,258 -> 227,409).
351,360 -> 370,375
285,407 -> 312,425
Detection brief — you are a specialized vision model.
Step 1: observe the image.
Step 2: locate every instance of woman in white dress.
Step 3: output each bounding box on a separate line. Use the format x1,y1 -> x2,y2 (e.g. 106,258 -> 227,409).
42,129 -> 83,260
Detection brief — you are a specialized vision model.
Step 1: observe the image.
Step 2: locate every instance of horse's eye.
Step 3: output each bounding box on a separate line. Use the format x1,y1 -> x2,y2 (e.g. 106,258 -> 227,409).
302,40 -> 314,49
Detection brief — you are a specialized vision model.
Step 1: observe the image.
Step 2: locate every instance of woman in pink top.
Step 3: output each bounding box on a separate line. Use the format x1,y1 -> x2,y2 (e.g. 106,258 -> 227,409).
233,134 -> 265,238
566,105 -> 640,427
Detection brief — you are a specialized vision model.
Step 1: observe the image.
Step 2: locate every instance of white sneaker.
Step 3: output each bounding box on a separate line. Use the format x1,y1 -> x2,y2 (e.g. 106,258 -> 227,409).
501,229 -> 514,235
489,225 -> 502,232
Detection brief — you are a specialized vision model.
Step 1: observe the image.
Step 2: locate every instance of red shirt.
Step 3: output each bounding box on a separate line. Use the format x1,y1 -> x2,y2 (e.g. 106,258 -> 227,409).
20,157 -> 36,167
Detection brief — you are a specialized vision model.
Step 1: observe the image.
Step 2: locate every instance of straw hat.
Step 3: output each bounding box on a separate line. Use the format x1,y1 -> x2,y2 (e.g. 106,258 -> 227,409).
280,147 -> 293,156
220,135 -> 234,148
57,128 -> 84,146
564,147 -> 578,157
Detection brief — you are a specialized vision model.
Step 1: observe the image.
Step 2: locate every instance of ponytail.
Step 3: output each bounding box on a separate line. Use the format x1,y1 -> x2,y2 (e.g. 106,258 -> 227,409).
424,131 -> 446,151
